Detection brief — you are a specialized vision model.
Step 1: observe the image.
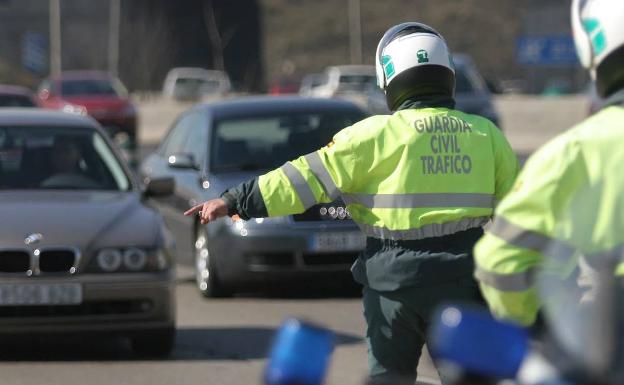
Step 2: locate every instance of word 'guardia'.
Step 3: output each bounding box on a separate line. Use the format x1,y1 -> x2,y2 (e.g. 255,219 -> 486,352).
415,115 -> 474,175
413,116 -> 472,133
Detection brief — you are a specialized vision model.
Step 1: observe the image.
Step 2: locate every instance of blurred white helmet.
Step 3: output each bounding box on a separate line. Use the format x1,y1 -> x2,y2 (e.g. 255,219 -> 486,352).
572,0 -> 624,97
375,22 -> 455,111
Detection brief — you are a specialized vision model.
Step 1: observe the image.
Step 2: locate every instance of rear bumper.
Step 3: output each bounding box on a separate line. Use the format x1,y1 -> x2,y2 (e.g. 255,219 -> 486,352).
0,272 -> 175,334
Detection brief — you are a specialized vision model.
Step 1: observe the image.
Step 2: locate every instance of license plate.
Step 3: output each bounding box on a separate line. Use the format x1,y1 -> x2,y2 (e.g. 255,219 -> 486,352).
0,283 -> 82,306
310,232 -> 366,252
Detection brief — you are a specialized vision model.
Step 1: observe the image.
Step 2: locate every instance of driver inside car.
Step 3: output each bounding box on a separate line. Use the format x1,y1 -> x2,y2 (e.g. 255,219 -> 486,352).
40,137 -> 98,189
51,137 -> 84,175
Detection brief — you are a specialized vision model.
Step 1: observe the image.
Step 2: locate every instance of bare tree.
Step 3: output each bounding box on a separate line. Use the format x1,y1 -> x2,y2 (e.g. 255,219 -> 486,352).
121,6 -> 175,92
202,0 -> 237,71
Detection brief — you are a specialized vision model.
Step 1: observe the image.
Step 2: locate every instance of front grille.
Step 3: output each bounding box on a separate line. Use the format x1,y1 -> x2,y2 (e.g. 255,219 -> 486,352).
302,252 -> 358,266
0,300 -> 153,317
39,250 -> 76,273
293,199 -> 353,222
246,253 -> 294,267
0,251 -> 30,273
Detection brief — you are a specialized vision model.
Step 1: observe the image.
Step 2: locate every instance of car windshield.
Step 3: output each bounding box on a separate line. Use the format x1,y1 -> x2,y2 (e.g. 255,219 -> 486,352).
176,77 -> 222,92
211,110 -> 363,172
0,126 -> 131,191
60,78 -> 126,97
338,75 -> 377,91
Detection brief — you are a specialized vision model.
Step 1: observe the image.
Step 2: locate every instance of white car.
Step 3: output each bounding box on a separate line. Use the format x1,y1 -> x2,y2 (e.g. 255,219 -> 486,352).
162,67 -> 231,102
303,65 -> 388,114
307,65 -> 377,98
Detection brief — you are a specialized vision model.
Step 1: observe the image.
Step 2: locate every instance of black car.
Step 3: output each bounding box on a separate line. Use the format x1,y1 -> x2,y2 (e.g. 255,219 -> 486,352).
140,96 -> 367,297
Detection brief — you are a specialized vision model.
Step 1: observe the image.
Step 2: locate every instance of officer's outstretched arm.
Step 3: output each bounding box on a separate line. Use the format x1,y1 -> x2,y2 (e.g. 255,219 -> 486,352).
210,126 -> 361,220
256,127 -> 360,217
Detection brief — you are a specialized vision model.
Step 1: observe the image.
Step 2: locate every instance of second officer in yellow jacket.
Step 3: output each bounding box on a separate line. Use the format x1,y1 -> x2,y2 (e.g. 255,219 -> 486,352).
474,0 -> 624,327
186,22 -> 519,382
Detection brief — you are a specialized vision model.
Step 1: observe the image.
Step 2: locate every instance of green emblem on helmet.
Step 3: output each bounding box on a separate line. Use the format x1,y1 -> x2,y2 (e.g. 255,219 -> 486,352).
417,49 -> 429,63
381,55 -> 395,78
583,18 -> 607,56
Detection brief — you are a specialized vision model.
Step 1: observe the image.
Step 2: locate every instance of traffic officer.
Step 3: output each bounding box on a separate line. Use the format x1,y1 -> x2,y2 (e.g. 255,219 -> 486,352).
474,0 -> 624,326
185,22 -> 518,383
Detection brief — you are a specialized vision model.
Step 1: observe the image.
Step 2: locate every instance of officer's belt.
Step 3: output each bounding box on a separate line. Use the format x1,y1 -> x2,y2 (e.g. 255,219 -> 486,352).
357,216 -> 489,241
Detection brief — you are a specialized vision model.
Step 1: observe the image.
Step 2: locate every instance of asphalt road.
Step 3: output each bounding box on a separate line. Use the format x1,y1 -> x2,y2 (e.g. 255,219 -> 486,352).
0,95 -> 589,385
0,272 -> 440,385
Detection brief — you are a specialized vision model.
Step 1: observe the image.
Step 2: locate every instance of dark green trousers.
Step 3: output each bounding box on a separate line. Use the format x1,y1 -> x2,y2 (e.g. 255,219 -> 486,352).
363,277 -> 483,384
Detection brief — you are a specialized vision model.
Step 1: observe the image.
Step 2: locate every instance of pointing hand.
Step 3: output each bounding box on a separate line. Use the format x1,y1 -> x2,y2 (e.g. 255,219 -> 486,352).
184,199 -> 229,225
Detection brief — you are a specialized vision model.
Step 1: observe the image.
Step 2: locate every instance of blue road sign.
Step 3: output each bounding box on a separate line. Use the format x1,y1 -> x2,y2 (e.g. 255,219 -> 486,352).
516,35 -> 579,66
22,31 -> 47,74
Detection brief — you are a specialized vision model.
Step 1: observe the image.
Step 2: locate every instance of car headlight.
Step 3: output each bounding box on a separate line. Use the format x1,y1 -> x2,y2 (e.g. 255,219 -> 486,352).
123,248 -> 147,271
92,248 -> 169,273
96,249 -> 123,272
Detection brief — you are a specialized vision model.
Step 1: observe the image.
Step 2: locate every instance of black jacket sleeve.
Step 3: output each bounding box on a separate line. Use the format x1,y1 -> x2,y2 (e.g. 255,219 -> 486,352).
219,177 -> 268,220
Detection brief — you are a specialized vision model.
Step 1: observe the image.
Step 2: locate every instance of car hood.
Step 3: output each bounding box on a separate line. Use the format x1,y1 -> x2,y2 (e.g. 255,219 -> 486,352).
0,190 -> 161,250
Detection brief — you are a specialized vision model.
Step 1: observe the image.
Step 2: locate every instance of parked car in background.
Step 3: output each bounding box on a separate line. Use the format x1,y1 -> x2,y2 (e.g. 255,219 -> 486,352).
36,71 -> 138,150
453,54 -> 501,127
302,65 -> 387,114
0,85 -> 36,107
302,56 -> 502,126
268,80 -> 300,95
163,67 -> 231,102
307,65 -> 377,99
298,73 -> 325,96
0,109 -> 176,355
140,96 -> 367,297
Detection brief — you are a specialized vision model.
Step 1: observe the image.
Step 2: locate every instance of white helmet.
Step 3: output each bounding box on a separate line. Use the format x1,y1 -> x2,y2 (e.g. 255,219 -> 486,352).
375,22 -> 455,111
572,0 -> 624,97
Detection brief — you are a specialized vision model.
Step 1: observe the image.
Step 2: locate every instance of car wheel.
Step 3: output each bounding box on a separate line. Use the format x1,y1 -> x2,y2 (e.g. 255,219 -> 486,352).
131,327 -> 175,357
194,226 -> 231,298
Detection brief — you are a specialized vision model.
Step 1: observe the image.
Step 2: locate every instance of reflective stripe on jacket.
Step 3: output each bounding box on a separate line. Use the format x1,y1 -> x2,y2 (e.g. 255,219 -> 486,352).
259,108 -> 519,241
474,106 -> 624,326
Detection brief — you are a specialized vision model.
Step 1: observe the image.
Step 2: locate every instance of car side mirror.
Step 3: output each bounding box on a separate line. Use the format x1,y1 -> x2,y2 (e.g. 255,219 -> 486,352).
143,176 -> 175,197
167,153 -> 198,170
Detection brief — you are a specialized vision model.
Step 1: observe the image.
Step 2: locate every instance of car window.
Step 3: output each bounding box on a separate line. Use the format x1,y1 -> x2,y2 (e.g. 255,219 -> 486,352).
160,113 -> 195,156
181,113 -> 208,166
210,110 -> 363,172
338,75 -> 377,91
0,126 -> 130,190
60,79 -> 121,97
0,94 -> 35,107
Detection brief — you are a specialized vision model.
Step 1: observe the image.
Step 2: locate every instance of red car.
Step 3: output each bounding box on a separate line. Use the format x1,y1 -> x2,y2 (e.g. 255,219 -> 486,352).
36,71 -> 138,148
